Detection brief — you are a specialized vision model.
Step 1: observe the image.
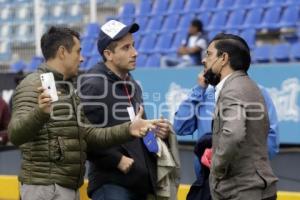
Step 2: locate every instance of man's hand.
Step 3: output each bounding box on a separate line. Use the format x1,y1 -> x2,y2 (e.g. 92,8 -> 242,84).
197,72 -> 208,88
37,87 -> 52,114
178,47 -> 188,55
155,117 -> 171,139
129,106 -> 161,138
117,155 -> 134,174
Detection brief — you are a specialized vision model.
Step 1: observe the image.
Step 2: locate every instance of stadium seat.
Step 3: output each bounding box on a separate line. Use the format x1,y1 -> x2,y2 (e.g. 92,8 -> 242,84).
215,0 -> 236,11
252,44 -> 272,63
43,5 -> 66,24
138,34 -> 157,54
161,14 -> 180,33
233,0 -> 252,9
119,2 -> 135,18
81,39 -> 95,58
199,0 -> 218,12
225,10 -> 246,30
247,0 -> 269,8
166,0 -> 185,15
153,33 -> 174,54
177,14 -> 194,32
144,16 -> 164,35
136,54 -> 147,67
197,12 -> 211,27
206,11 -> 228,31
11,59 -> 27,72
135,16 -> 148,31
272,43 -> 290,62
0,6 -> 13,23
170,31 -> 187,53
278,6 -> 299,28
27,56 -> 44,71
82,23 -> 100,40
290,43 -> 300,61
285,0 -> 300,6
240,29 -> 256,49
240,8 -> 264,29
136,0 -> 152,17
181,0 -> 201,14
208,30 -> 222,41
258,6 -> 282,29
145,53 -> 161,67
151,0 -> 169,16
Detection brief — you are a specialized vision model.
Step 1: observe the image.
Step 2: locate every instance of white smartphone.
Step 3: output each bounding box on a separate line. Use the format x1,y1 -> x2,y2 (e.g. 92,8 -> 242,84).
40,72 -> 58,102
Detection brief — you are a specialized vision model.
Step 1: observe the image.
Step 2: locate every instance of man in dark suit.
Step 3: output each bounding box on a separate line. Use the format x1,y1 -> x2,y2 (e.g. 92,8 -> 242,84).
202,33 -> 278,200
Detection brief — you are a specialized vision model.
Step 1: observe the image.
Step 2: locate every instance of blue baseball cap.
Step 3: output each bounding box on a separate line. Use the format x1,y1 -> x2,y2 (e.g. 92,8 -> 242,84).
97,20 -> 139,54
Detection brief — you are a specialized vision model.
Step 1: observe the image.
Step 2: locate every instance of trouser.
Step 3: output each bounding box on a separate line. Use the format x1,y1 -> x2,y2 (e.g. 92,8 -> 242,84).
91,184 -> 154,200
21,183 -> 79,200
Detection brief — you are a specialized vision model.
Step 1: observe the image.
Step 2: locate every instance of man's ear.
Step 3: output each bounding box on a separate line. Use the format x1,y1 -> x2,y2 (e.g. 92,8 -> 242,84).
222,52 -> 229,66
57,45 -> 65,60
103,49 -> 113,62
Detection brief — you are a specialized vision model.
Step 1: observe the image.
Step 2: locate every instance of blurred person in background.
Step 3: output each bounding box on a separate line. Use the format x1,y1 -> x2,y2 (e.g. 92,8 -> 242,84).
0,96 -> 10,145
80,20 -> 180,200
161,19 -> 207,68
8,26 -> 158,200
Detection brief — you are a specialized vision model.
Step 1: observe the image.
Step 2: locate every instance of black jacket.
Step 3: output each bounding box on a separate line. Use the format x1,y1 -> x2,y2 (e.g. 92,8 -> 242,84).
80,62 -> 157,197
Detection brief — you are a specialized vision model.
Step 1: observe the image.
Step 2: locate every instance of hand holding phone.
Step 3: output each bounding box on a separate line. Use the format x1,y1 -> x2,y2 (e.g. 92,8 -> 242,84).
40,72 -> 58,102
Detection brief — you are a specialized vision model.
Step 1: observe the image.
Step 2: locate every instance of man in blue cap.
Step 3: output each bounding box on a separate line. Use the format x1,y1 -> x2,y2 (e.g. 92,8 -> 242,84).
80,20 -> 173,200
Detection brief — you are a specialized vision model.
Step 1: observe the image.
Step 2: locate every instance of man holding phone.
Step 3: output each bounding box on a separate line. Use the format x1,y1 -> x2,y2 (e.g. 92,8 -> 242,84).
8,26 -> 158,200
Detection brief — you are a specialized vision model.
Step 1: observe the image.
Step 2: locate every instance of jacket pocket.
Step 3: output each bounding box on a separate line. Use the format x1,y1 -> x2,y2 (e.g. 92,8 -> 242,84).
50,137 -> 65,162
213,176 -> 238,199
254,161 -> 276,189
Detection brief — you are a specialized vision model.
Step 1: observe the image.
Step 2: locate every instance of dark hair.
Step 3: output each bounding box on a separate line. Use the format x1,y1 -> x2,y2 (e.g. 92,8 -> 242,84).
191,19 -> 203,32
101,40 -> 118,62
41,26 -> 80,61
210,33 -> 251,72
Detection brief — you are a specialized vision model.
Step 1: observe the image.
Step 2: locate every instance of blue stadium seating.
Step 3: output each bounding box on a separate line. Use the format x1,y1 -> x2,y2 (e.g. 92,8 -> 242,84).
258,6 -> 282,29
135,0 -> 152,17
206,11 -> 228,31
252,44 -> 272,63
290,43 -> 300,61
272,43 -> 291,62
241,8 -> 264,29
0,41 -> 11,61
145,53 -> 160,67
225,10 -> 246,30
240,29 -> 256,49
181,0 -> 201,14
11,60 -> 27,72
82,23 -> 100,40
197,12 -> 211,27
138,34 -> 157,54
170,31 -> 187,53
166,0 -> 185,15
161,14 -> 180,33
278,6 -> 299,28
233,0 -> 252,9
151,0 -> 169,16
27,56 -> 44,71
177,14 -> 194,32
153,33 -> 174,54
215,0 -> 236,11
144,16 -> 164,35
136,54 -> 147,67
199,0 -> 218,12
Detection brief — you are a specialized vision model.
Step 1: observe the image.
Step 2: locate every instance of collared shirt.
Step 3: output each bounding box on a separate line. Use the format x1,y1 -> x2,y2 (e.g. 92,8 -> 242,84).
215,73 -> 232,103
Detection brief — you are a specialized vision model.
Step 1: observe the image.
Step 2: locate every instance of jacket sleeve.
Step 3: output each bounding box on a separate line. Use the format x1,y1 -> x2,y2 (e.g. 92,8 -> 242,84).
8,76 -> 50,146
260,87 -> 279,159
211,89 -> 247,179
84,121 -> 133,150
173,85 -> 208,135
80,79 -> 125,168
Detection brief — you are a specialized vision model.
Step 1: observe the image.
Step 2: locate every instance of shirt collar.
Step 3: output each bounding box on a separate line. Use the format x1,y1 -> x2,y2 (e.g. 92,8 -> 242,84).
215,73 -> 232,102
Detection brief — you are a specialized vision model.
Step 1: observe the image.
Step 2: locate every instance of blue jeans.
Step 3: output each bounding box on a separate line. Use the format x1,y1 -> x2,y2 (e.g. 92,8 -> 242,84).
91,184 -> 147,200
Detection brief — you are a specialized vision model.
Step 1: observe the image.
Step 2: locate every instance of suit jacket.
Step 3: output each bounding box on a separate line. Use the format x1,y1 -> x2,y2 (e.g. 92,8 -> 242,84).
210,70 -> 278,200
